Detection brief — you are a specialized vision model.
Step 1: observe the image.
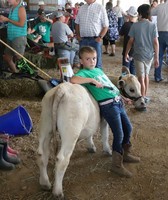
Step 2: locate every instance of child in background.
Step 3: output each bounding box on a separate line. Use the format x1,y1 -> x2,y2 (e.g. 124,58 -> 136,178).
29,11 -> 53,44
27,28 -> 42,43
71,46 -> 140,178
125,4 -> 159,103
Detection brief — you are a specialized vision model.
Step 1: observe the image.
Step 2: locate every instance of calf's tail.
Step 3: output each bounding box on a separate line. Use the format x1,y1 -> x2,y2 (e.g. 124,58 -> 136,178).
52,83 -> 67,136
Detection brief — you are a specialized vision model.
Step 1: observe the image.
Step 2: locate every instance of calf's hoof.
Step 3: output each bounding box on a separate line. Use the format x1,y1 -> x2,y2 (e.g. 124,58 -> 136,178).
103,149 -> 112,156
87,147 -> 96,153
39,176 -> 51,191
41,184 -> 52,191
52,193 -> 66,200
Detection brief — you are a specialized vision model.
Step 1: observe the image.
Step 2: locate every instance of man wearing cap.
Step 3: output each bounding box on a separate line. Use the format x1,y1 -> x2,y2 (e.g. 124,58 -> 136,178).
119,6 -> 138,75
75,0 -> 109,68
51,11 -> 79,66
32,1 -> 46,26
38,1 -> 45,15
151,0 -> 168,82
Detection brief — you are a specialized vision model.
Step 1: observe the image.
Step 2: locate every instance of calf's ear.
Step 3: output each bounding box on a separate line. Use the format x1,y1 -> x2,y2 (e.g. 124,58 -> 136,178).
117,79 -> 125,89
122,66 -> 130,75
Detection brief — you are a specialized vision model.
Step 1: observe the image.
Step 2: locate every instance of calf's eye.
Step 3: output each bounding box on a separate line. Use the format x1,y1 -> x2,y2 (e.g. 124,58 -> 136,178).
130,88 -> 135,93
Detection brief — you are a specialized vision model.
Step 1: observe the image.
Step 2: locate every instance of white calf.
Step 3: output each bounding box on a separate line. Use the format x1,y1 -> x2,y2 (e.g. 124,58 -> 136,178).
37,82 -> 111,199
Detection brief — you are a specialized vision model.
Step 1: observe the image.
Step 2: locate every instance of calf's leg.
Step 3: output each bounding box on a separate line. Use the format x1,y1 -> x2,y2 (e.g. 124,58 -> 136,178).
52,134 -> 79,198
87,135 -> 96,153
37,112 -> 53,190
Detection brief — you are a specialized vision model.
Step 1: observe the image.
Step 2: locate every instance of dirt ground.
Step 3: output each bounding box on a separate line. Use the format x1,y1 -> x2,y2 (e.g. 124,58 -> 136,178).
0,44 -> 168,200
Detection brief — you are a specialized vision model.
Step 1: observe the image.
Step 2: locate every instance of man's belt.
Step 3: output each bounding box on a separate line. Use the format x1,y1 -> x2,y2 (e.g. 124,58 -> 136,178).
82,36 -> 98,39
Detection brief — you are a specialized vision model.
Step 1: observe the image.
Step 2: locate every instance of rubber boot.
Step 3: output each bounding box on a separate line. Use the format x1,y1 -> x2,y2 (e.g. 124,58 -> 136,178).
123,143 -> 140,163
0,135 -> 19,157
7,145 -> 19,156
7,151 -> 18,158
1,142 -> 20,165
111,151 -> 132,178
0,144 -> 15,170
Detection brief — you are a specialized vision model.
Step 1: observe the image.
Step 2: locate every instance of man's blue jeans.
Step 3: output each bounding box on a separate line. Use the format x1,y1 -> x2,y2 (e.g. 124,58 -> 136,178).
99,100 -> 132,154
118,17 -> 124,32
122,56 -> 136,75
154,31 -> 168,80
80,38 -> 102,68
56,49 -> 76,65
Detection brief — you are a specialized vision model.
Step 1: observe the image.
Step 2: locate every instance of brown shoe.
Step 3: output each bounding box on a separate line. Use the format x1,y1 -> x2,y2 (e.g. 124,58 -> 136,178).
111,151 -> 132,178
123,143 -> 140,163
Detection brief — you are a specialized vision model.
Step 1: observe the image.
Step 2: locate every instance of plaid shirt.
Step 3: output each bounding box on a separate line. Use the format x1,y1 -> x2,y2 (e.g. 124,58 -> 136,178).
75,2 -> 109,37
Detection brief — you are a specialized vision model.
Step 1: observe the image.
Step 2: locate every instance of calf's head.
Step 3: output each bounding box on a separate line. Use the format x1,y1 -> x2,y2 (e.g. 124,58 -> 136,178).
117,74 -> 146,111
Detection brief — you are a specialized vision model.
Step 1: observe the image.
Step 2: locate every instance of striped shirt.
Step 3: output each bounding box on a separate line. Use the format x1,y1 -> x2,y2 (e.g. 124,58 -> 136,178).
75,2 -> 109,37
7,4 -> 27,41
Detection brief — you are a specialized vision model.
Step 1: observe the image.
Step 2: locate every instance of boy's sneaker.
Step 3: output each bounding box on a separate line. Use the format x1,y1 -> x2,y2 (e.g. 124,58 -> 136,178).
144,96 -> 150,104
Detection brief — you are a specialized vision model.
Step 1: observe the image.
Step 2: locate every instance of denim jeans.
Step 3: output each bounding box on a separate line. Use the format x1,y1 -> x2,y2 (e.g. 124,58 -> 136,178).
80,38 -> 102,68
99,100 -> 132,153
154,31 -> 168,80
118,17 -> 124,32
55,48 -> 76,65
122,56 -> 136,75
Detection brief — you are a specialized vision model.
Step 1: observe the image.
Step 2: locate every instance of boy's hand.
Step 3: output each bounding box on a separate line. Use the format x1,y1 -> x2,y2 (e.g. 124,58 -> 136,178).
121,95 -> 133,105
91,80 -> 103,88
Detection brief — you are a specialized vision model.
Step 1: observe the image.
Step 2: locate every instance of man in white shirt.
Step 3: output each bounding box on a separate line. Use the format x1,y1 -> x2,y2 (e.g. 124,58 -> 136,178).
75,0 -> 109,68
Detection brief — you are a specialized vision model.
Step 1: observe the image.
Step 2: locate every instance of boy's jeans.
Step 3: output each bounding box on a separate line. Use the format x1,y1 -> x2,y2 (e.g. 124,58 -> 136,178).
99,100 -> 132,154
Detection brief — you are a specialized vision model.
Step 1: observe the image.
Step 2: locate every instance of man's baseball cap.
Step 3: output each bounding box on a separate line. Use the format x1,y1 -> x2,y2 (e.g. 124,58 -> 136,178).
54,11 -> 63,18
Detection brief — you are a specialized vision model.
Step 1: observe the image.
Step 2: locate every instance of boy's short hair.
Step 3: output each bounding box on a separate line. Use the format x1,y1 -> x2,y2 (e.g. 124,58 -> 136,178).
79,46 -> 97,59
137,4 -> 151,19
